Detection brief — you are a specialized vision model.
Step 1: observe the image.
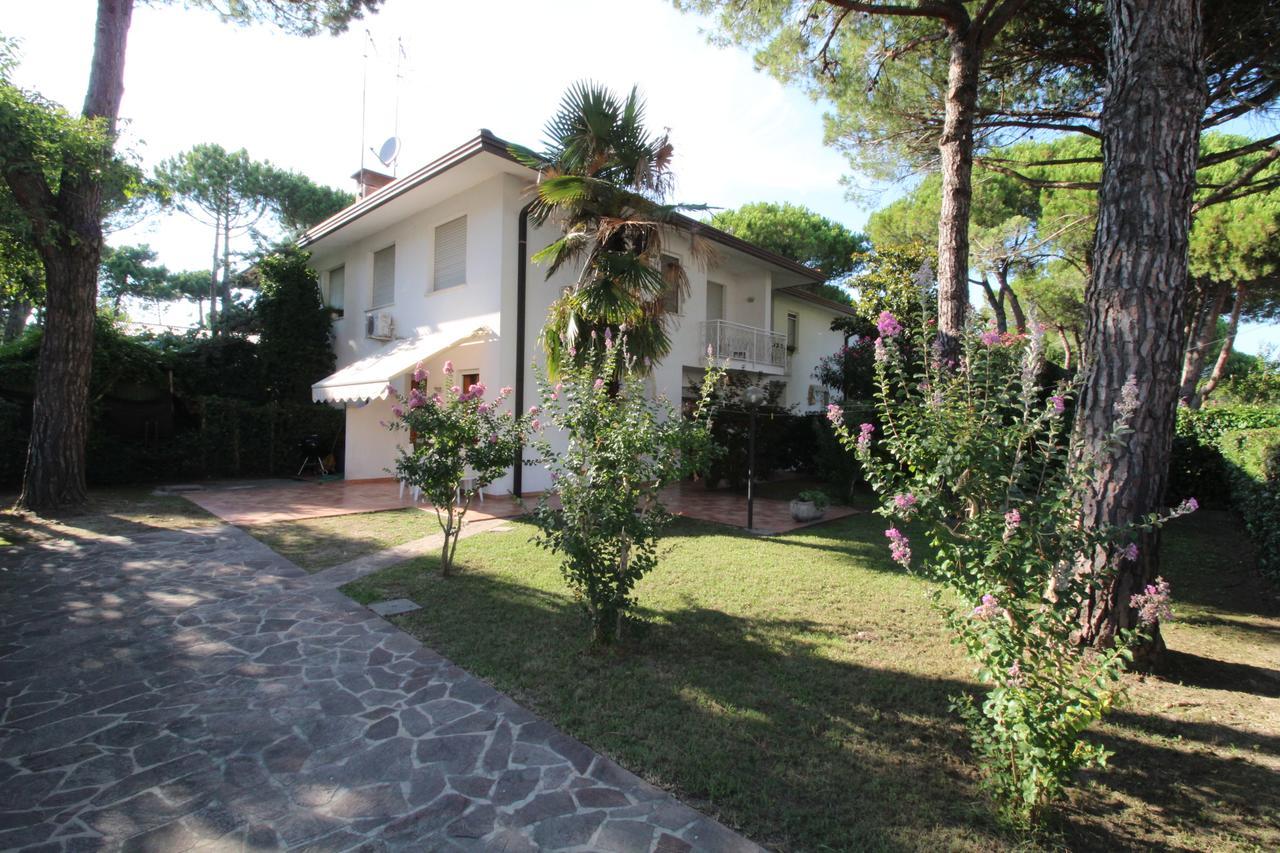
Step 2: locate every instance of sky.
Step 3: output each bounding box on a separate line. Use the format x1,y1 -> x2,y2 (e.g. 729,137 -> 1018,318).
4,0 -> 1277,354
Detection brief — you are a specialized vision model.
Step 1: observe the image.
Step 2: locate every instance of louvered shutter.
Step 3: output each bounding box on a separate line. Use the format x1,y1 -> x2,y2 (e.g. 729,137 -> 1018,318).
434,216 -> 467,289
372,246 -> 396,307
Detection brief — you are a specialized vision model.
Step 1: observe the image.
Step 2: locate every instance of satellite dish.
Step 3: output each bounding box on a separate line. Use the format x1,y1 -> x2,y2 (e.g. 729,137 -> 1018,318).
373,136 -> 401,169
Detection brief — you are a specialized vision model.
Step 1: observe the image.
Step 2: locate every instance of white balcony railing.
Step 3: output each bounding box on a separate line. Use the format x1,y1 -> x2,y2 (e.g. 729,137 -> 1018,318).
701,319 -> 788,373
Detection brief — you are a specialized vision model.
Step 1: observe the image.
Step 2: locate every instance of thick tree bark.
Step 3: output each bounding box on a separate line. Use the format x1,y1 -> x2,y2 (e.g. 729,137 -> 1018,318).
1075,0 -> 1207,658
12,0 -> 134,512
1198,281 -> 1243,404
1178,279 -> 1228,407
935,28 -> 980,361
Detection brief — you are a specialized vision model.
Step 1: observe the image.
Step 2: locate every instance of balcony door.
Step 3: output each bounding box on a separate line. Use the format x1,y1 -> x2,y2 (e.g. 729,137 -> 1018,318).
706,281 -> 725,323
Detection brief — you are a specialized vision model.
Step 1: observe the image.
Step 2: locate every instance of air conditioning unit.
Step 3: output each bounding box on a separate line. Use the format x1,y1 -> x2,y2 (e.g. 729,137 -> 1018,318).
366,310 -> 394,340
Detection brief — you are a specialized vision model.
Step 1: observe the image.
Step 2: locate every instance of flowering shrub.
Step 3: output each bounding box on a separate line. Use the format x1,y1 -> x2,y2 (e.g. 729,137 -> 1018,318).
813,336 -> 877,402
828,315 -> 1194,827
529,341 -> 723,645
385,361 -> 527,575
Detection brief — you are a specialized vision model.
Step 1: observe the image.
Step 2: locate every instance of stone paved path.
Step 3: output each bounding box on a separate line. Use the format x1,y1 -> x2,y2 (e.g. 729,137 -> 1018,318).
0,520 -> 760,852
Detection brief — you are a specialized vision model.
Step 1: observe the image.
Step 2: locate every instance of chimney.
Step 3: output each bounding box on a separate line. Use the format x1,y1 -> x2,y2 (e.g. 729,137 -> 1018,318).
352,167 -> 394,199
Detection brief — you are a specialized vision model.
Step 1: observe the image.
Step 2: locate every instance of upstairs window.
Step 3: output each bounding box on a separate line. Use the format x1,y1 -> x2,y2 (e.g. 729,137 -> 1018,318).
326,265 -> 345,315
434,216 -> 467,289
372,245 -> 396,308
786,312 -> 799,351
659,254 -> 682,314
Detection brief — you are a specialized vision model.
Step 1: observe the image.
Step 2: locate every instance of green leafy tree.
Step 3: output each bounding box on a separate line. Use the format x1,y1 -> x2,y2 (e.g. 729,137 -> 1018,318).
98,244 -> 172,312
509,82 -> 709,376
156,144 -> 271,326
387,368 -> 527,576
709,201 -> 868,302
260,165 -> 354,236
530,341 -> 724,644
254,249 -> 334,402
848,243 -> 937,332
0,0 -> 381,512
165,268 -> 214,326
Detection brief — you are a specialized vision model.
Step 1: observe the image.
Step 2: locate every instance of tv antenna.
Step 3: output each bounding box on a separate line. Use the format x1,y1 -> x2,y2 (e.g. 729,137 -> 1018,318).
359,33 -> 407,178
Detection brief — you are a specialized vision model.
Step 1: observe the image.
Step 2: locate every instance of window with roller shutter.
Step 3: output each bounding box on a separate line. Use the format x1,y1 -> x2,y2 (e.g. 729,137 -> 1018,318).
371,246 -> 395,307
434,216 -> 467,289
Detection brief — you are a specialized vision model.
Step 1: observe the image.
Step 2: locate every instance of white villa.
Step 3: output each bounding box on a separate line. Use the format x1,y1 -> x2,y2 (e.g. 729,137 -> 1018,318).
303,130 -> 856,493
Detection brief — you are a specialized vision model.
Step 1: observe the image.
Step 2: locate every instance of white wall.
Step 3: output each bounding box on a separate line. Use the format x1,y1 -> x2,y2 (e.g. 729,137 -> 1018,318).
773,293 -> 849,412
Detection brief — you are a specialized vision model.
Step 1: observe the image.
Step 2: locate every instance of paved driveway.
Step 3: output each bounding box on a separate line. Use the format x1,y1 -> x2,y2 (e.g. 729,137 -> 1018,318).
0,519 -> 758,851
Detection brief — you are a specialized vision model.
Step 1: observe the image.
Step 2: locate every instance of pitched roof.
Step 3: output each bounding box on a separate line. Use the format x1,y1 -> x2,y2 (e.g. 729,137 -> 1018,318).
300,129 -> 823,284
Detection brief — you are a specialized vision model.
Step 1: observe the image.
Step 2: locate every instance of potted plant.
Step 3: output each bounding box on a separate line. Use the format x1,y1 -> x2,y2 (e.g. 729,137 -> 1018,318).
790,489 -> 830,522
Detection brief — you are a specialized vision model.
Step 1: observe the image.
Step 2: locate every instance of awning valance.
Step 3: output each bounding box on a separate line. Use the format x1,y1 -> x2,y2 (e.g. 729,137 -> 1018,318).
312,326 -> 495,404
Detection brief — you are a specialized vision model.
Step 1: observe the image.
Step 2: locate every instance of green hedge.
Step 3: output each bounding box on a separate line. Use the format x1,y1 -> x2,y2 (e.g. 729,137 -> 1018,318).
1218,427 -> 1280,582
5,399 -> 343,487
1168,405 -> 1280,508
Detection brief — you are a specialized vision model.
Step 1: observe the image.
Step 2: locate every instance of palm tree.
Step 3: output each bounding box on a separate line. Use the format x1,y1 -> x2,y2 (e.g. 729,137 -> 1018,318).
509,82 -> 708,375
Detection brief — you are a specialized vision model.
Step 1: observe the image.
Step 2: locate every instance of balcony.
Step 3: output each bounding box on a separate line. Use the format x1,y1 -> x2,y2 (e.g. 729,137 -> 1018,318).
700,319 -> 788,374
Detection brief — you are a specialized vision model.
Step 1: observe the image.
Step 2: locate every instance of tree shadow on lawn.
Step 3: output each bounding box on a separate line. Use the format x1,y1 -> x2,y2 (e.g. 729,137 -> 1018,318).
239,508 -> 438,573
375,561 -> 1279,852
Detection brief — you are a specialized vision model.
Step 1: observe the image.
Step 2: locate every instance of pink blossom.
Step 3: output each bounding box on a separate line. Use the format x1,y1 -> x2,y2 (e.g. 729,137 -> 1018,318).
826,404 -> 844,426
531,418 -> 541,431
391,405 -> 404,418
385,383 -> 399,398
1050,395 -> 1066,415
451,385 -> 461,396
477,403 -> 490,414
500,386 -> 513,396
884,527 -> 911,566
443,360 -> 454,375
413,363 -> 428,383
893,493 -> 916,511
593,378 -> 605,390
488,433 -> 498,444
470,382 -> 486,398
1130,577 -> 1173,626
554,382 -> 564,394
856,422 -> 875,449
407,389 -> 426,409
1178,497 -> 1199,514
1121,542 -> 1139,562
1003,509 -> 1021,541
876,311 -> 903,338
971,593 -> 1005,620
980,330 -> 1002,346
528,405 -> 540,416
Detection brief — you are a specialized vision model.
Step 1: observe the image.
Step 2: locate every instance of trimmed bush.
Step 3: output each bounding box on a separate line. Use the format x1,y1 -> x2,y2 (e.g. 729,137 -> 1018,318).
1219,427 -> 1280,582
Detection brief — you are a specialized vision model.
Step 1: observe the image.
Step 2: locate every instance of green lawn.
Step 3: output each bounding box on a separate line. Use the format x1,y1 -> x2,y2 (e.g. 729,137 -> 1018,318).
1,488 -> 220,546
241,508 -> 439,572
342,509 -> 1280,852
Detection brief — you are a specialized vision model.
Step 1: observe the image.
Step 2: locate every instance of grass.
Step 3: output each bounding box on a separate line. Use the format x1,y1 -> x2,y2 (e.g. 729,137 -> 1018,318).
241,508 -> 440,572
342,510 -> 1280,852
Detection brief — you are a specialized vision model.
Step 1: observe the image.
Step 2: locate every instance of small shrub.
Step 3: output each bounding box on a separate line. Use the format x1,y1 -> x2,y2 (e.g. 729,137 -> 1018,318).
386,362 -> 527,576
530,340 -> 723,645
796,489 -> 830,510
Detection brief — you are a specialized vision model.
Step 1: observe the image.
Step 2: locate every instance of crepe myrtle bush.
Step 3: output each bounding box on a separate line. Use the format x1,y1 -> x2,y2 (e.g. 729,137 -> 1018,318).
384,361 -> 528,575
828,316 -> 1193,827
529,335 -> 725,645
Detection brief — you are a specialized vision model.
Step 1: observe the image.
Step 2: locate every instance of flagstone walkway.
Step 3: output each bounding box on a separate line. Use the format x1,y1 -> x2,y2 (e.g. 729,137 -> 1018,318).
0,518 -> 759,852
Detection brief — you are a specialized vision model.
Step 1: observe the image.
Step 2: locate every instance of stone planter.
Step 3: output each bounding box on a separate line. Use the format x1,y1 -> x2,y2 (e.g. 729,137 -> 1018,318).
789,499 -> 826,522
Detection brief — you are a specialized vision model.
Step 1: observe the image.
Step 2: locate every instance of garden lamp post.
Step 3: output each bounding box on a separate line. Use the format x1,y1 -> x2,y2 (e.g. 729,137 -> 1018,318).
742,385 -> 766,531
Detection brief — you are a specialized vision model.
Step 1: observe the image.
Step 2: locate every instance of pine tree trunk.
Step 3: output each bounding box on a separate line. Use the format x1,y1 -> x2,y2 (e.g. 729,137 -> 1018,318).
208,221 -> 220,329
1056,325 -> 1073,370
14,0 -> 134,513
935,28 -> 979,362
1075,0 -> 1206,658
998,266 -> 1027,334
978,274 -> 1007,332
3,299 -> 32,342
1178,279 -> 1227,407
1197,282 -> 1243,404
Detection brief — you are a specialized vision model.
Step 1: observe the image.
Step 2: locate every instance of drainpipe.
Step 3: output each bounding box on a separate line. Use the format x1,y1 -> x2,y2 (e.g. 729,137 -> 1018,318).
513,200 -> 534,497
